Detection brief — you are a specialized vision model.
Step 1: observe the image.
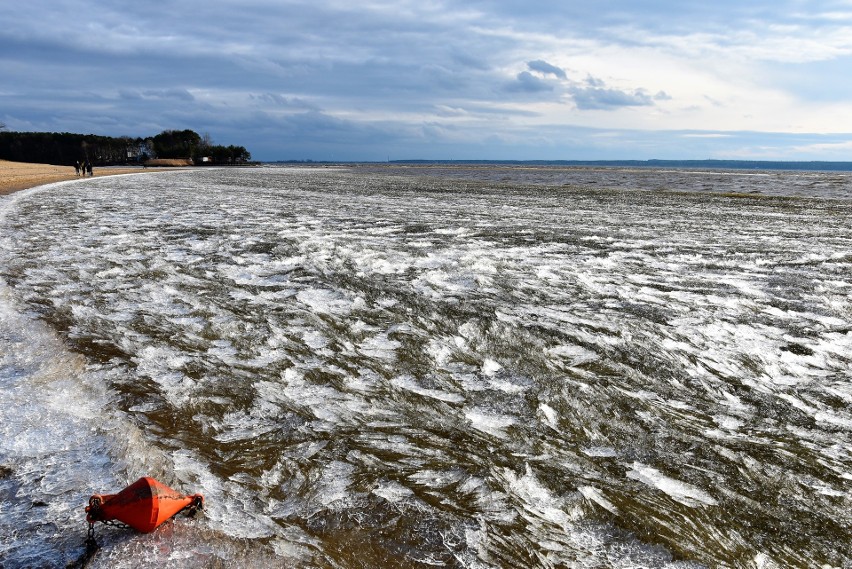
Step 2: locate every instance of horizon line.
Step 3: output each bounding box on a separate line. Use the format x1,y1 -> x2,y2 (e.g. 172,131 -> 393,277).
266,158 -> 852,171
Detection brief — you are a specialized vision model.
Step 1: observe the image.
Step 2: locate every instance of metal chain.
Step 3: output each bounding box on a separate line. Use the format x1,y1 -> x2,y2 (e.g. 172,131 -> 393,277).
80,522 -> 99,566
101,518 -> 132,529
83,496 -> 101,561
179,495 -> 204,518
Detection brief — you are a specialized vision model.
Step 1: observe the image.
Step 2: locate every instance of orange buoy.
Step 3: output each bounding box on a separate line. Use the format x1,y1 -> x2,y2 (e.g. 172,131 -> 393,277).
85,477 -> 204,533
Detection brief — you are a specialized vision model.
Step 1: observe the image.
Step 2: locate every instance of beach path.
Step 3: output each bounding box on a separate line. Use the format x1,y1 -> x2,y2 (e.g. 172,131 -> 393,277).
0,159 -> 151,195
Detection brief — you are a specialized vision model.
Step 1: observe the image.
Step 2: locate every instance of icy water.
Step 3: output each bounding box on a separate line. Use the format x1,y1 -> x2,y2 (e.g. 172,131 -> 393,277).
1,165 -> 850,568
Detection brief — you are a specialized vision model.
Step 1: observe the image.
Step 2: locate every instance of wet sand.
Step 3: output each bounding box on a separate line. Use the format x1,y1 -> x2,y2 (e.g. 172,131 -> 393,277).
0,160 -> 152,195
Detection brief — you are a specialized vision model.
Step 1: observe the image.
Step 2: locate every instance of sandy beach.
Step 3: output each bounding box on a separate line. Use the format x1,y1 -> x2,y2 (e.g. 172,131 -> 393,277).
0,159 -> 151,196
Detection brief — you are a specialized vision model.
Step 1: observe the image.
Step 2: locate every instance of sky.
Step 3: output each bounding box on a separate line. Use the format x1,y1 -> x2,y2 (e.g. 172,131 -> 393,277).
2,1 -> 852,162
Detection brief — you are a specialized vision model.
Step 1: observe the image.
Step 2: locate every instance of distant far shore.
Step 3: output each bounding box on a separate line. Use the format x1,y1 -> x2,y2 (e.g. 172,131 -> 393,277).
272,159 -> 852,172
0,159 -> 153,196
382,159 -> 852,172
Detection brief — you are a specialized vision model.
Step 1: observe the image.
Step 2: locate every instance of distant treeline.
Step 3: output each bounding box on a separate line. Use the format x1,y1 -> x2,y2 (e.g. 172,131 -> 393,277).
389,159 -> 852,172
0,129 -> 251,166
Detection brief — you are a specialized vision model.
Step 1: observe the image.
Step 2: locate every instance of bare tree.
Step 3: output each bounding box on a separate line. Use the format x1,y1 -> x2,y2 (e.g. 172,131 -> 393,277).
0,121 -> 6,131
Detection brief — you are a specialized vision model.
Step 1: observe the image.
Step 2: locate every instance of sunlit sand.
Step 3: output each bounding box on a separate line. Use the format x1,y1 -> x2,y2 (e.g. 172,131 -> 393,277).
0,159 -> 151,195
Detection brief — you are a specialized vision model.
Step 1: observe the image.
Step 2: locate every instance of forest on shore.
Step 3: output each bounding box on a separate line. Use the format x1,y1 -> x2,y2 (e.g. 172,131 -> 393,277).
0,129 -> 251,166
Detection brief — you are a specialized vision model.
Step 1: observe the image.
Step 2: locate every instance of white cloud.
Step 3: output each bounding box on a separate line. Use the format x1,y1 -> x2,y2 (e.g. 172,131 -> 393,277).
792,140 -> 852,154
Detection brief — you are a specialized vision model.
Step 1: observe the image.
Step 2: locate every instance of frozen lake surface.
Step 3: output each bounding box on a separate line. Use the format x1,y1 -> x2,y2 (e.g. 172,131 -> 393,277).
1,165 -> 850,567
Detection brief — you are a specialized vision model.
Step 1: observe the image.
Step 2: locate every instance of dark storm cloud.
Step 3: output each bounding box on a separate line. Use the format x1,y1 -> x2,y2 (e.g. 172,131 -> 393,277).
504,61 -> 569,94
504,67 -> 658,111
506,71 -> 556,93
569,82 -> 655,110
527,60 -> 567,79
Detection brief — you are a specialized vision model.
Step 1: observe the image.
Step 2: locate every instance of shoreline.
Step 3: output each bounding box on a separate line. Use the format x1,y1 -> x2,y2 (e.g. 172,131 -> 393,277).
0,160 -> 155,196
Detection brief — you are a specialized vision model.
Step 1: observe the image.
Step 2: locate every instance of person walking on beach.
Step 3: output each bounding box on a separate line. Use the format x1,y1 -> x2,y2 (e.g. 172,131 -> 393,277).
86,160 -> 93,177
74,160 -> 81,176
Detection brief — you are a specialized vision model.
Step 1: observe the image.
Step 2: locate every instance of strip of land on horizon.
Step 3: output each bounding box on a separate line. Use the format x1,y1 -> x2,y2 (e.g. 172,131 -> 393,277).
0,160 -> 151,196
